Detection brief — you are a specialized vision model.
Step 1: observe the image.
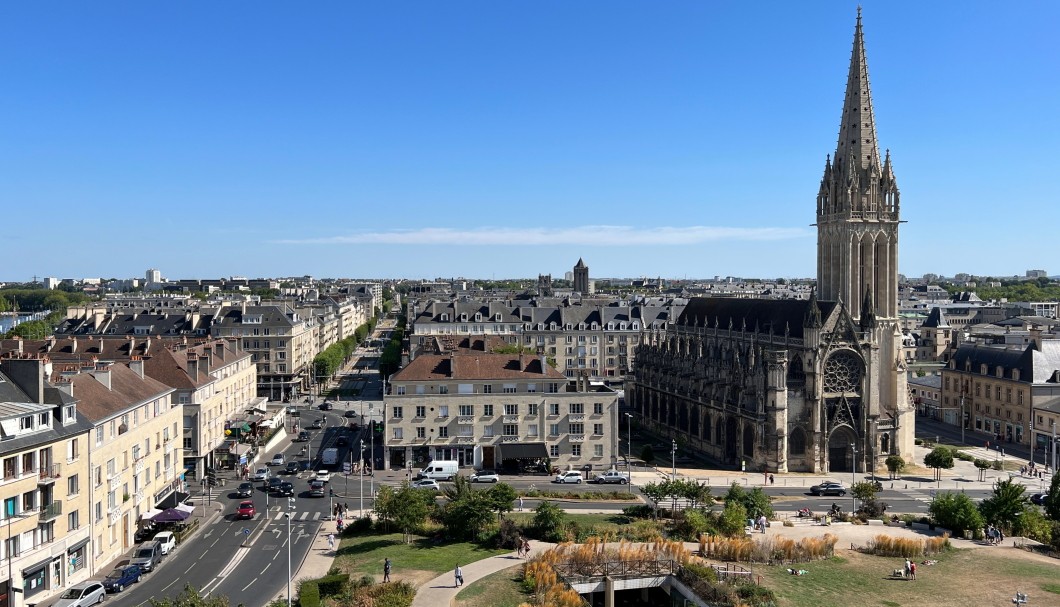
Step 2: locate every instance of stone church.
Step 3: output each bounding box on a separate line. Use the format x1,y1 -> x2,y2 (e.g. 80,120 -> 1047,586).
627,11 -> 914,474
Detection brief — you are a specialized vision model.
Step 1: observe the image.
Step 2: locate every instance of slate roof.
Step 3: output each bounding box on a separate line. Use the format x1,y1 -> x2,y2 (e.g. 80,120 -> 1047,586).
921,307 -> 950,329
951,341 -> 1060,384
677,297 -> 836,339
69,363 -> 175,423
393,353 -> 565,382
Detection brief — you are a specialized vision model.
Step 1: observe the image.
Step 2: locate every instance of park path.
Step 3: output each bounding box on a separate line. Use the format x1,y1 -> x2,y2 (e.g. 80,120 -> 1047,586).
409,541 -> 557,607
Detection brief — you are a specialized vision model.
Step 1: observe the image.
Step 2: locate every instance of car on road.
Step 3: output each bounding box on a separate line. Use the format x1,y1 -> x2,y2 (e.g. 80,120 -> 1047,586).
54,581 -> 107,607
336,436 -> 348,447
251,467 -> 269,482
102,564 -> 143,593
319,402 -> 334,411
315,470 -> 332,484
593,470 -> 630,484
270,453 -> 286,466
412,479 -> 441,491
554,471 -> 584,484
311,419 -> 324,430
236,482 -> 254,498
809,481 -> 847,496
130,541 -> 162,573
278,481 -> 295,496
296,430 -> 311,442
285,461 -> 302,475
309,480 -> 326,497
1030,493 -> 1047,506
237,500 -> 256,519
267,477 -> 284,492
344,410 -> 358,418
470,470 -> 500,483
153,531 -> 176,555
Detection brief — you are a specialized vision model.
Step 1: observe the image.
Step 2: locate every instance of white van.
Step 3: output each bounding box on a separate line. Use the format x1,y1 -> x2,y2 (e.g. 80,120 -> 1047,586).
417,460 -> 459,481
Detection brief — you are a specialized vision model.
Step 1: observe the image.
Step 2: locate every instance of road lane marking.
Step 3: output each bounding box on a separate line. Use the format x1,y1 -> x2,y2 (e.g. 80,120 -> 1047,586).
211,538 -> 219,547
299,512 -> 309,520
275,512 -> 285,521
162,579 -> 178,593
201,546 -> 251,594
200,550 -> 209,559
241,577 -> 258,591
262,563 -> 271,574
185,565 -> 195,574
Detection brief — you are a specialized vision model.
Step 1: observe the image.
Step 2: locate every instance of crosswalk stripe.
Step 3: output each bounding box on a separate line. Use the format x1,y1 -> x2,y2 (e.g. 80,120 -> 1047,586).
275,512 -> 285,521
299,512 -> 309,521
312,512 -> 321,520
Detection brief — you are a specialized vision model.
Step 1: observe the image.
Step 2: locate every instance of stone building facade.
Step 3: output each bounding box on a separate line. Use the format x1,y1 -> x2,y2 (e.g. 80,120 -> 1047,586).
626,11 -> 914,474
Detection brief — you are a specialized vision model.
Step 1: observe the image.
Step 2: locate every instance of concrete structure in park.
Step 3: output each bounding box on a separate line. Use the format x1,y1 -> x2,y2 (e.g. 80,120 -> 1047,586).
626,11 -> 914,474
384,352 -> 618,473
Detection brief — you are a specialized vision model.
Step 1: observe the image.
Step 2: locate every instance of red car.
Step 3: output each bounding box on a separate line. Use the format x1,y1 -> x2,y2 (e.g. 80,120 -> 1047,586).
236,501 -> 256,519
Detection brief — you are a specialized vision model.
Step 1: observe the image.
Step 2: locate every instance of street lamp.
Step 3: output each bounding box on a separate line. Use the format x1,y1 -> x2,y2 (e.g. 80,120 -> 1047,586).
359,440 -> 366,517
671,439 -> 677,479
850,442 -> 857,515
285,497 -> 296,607
625,413 -> 633,494
369,403 -> 375,501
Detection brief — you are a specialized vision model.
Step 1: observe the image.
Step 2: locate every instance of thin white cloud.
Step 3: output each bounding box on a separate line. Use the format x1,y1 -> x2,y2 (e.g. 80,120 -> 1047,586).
274,225 -> 807,246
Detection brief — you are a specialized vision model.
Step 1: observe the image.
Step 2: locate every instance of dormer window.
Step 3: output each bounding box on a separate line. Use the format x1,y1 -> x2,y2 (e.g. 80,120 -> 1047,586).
440,314 -> 449,321
475,313 -> 482,322
591,323 -> 598,330
996,366 -> 1004,378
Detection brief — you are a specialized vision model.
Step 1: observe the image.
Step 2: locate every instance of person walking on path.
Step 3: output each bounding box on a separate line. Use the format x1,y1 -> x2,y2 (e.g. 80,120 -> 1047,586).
327,533 -> 335,550
454,565 -> 463,588
758,514 -> 768,534
518,496 -> 524,512
769,474 -> 775,485
383,558 -> 392,583
522,538 -> 531,559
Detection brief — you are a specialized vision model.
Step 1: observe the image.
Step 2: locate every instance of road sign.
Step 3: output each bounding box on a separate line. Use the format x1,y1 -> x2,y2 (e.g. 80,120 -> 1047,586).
343,462 -> 352,474
242,528 -> 250,536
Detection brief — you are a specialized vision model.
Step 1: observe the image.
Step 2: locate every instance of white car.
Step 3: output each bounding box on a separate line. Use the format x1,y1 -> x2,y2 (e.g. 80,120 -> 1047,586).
153,531 -> 176,555
554,471 -> 584,484
470,470 -> 500,483
412,479 -> 441,491
270,453 -> 285,466
315,470 -> 332,484
54,581 -> 106,607
251,467 -> 269,481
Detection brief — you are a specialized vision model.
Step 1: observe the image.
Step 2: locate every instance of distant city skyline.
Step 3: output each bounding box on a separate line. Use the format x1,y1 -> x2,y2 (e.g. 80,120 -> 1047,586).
3,2 -> 1057,280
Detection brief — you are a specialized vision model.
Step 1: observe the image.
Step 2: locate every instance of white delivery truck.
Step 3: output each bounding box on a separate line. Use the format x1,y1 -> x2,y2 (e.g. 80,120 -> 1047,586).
321,447 -> 339,466
417,460 -> 459,481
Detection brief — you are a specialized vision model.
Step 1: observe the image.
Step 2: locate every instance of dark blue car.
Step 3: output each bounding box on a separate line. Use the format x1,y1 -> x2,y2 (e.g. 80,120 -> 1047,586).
102,564 -> 142,592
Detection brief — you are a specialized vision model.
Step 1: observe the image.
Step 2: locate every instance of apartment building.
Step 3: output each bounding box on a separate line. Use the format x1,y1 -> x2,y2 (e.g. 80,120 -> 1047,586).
0,357 -> 93,607
941,340 -> 1060,445
211,304 -> 317,400
59,361 -> 179,570
384,353 -> 618,472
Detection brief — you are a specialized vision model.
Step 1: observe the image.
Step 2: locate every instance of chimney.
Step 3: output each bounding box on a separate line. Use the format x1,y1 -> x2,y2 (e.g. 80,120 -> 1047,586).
1030,327 -> 1043,350
0,357 -> 46,403
56,377 -> 74,398
129,356 -> 145,380
91,364 -> 112,391
187,353 -> 199,380
199,354 -> 211,374
70,337 -> 78,353
214,341 -> 224,359
540,354 -> 547,372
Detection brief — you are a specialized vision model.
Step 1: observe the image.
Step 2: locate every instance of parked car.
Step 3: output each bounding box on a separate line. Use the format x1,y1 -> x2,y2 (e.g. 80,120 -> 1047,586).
554,471 -> 584,484
594,470 -> 630,484
237,500 -> 256,519
1030,493 -> 1047,506
296,431 -> 311,442
236,482 -> 254,498
278,481 -> 295,496
102,565 -> 143,593
153,531 -> 176,555
271,453 -> 286,466
309,480 -> 326,497
285,462 -> 302,475
54,581 -> 107,607
130,541 -> 163,573
412,479 -> 441,491
251,467 -> 269,482
809,482 -> 847,496
315,470 -> 332,484
470,470 -> 500,483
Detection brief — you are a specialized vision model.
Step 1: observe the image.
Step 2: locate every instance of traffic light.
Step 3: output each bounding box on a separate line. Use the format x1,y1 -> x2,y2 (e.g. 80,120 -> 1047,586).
205,469 -> 218,487
329,488 -> 335,497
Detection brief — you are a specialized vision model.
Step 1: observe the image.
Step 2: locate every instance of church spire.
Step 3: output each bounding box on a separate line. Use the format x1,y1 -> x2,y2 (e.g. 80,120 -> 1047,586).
835,6 -> 881,183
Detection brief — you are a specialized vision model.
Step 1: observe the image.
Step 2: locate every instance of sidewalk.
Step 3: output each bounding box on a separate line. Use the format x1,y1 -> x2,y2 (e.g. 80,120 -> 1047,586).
292,526 -> 339,584
409,542 -> 557,607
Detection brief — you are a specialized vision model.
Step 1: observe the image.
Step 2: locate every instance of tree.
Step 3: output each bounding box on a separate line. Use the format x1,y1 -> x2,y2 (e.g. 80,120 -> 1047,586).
531,501 -> 566,542
486,482 -> 518,521
391,484 -> 433,544
641,481 -> 666,518
973,459 -> 992,483
979,478 -> 1029,532
924,446 -> 954,481
723,482 -> 773,519
373,485 -> 396,531
439,491 -> 495,541
851,481 -> 880,502
149,584 -> 241,607
929,492 -> 984,535
884,455 -> 906,480
1044,470 -> 1060,521
640,445 -> 655,465
717,501 -> 748,537
677,479 -> 713,510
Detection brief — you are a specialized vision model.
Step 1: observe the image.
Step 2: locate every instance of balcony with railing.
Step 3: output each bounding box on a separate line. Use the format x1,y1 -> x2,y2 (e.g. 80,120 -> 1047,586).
37,464 -> 62,485
569,414 -> 585,422
457,416 -> 475,424
39,501 -> 63,522
502,415 -> 520,424
500,435 -> 520,443
569,434 -> 585,443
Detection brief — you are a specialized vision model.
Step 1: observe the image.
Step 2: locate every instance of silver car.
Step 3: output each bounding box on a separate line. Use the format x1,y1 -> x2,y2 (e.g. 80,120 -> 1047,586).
470,470 -> 500,483
54,581 -> 106,606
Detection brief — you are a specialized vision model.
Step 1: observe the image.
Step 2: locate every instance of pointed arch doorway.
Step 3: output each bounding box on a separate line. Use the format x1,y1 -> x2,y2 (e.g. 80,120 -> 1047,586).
828,427 -> 857,472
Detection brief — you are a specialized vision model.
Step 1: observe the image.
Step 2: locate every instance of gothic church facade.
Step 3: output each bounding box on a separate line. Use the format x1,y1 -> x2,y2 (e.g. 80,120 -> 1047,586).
626,11 -> 914,473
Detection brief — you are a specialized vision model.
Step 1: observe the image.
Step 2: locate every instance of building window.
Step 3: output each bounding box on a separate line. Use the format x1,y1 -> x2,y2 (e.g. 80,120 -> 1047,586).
68,474 -> 79,495
594,444 -> 604,457
68,510 -> 80,531
395,386 -> 406,395
550,445 -> 559,457
549,424 -> 560,436
483,426 -> 495,438
439,385 -> 449,394
439,405 -> 449,418
996,387 -> 1002,400
528,404 -> 538,415
572,444 -> 581,457
547,383 -> 559,393
570,403 -> 584,414
549,403 -> 560,415
593,424 -> 603,436
95,427 -> 104,446
482,385 -> 492,394
416,427 -> 426,439
392,407 -> 403,419
392,428 -> 403,440
459,425 -> 473,437
593,403 -> 603,414
483,404 -> 494,416
570,423 -> 584,434
1006,388 -> 1012,403
438,426 -> 448,438
415,406 -> 426,419
2,458 -> 14,480
503,384 -> 517,394
459,405 -> 474,417
503,424 -> 518,436
504,404 -> 518,416
528,424 -> 538,436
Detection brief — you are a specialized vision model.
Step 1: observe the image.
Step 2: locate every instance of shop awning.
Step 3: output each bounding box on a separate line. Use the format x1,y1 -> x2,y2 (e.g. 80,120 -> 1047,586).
175,503 -> 195,515
68,538 -> 91,552
140,508 -> 162,522
498,442 -> 549,460
156,491 -> 191,510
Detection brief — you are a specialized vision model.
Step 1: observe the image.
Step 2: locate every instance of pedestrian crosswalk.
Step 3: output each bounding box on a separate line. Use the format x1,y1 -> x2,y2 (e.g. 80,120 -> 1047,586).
273,511 -> 326,522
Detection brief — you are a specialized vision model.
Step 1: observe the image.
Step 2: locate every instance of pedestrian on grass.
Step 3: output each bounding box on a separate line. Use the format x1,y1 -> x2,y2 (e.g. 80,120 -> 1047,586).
909,561 -> 917,580
454,564 -> 464,587
904,558 -> 911,578
383,558 -> 392,582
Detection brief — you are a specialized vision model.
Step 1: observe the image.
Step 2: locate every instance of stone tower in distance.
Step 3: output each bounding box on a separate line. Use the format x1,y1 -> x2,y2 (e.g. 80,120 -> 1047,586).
573,258 -> 589,295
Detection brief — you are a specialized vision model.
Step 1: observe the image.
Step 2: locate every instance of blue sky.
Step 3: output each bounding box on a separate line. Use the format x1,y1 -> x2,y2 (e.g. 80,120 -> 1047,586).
2,2 -> 1057,282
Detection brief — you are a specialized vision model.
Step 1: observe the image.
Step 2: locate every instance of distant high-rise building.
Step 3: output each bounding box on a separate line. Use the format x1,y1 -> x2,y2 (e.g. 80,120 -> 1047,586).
1026,270 -> 1048,279
573,258 -> 589,295
43,277 -> 59,290
146,268 -> 162,284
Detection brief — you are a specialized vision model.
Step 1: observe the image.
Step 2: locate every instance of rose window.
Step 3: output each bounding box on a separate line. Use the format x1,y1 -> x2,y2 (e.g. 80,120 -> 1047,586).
823,352 -> 862,393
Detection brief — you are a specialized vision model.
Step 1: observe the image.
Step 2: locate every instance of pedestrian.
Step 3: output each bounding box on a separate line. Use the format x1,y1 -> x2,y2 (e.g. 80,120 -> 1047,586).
904,558 -> 911,578
383,558 -> 392,583
344,502 -> 350,517
758,514 -> 768,534
518,496 -> 524,512
769,474 -> 775,485
327,533 -> 335,550
522,538 -> 530,558
454,564 -> 463,587
909,561 -> 916,580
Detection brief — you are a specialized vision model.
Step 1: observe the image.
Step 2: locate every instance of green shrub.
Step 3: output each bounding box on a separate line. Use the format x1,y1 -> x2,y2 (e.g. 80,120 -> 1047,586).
736,583 -> 778,607
315,573 -> 349,597
298,581 -> 320,607
682,561 -> 718,584
622,504 -> 655,519
992,460 -> 1004,471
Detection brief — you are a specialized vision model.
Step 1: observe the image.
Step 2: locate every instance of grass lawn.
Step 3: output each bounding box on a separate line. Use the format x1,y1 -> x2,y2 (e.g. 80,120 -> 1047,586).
454,565 -> 529,607
333,531 -> 510,586
756,546 -> 1060,607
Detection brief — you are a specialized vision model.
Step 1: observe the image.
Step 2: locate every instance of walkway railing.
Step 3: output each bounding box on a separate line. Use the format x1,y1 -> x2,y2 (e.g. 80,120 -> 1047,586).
553,558 -> 678,581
